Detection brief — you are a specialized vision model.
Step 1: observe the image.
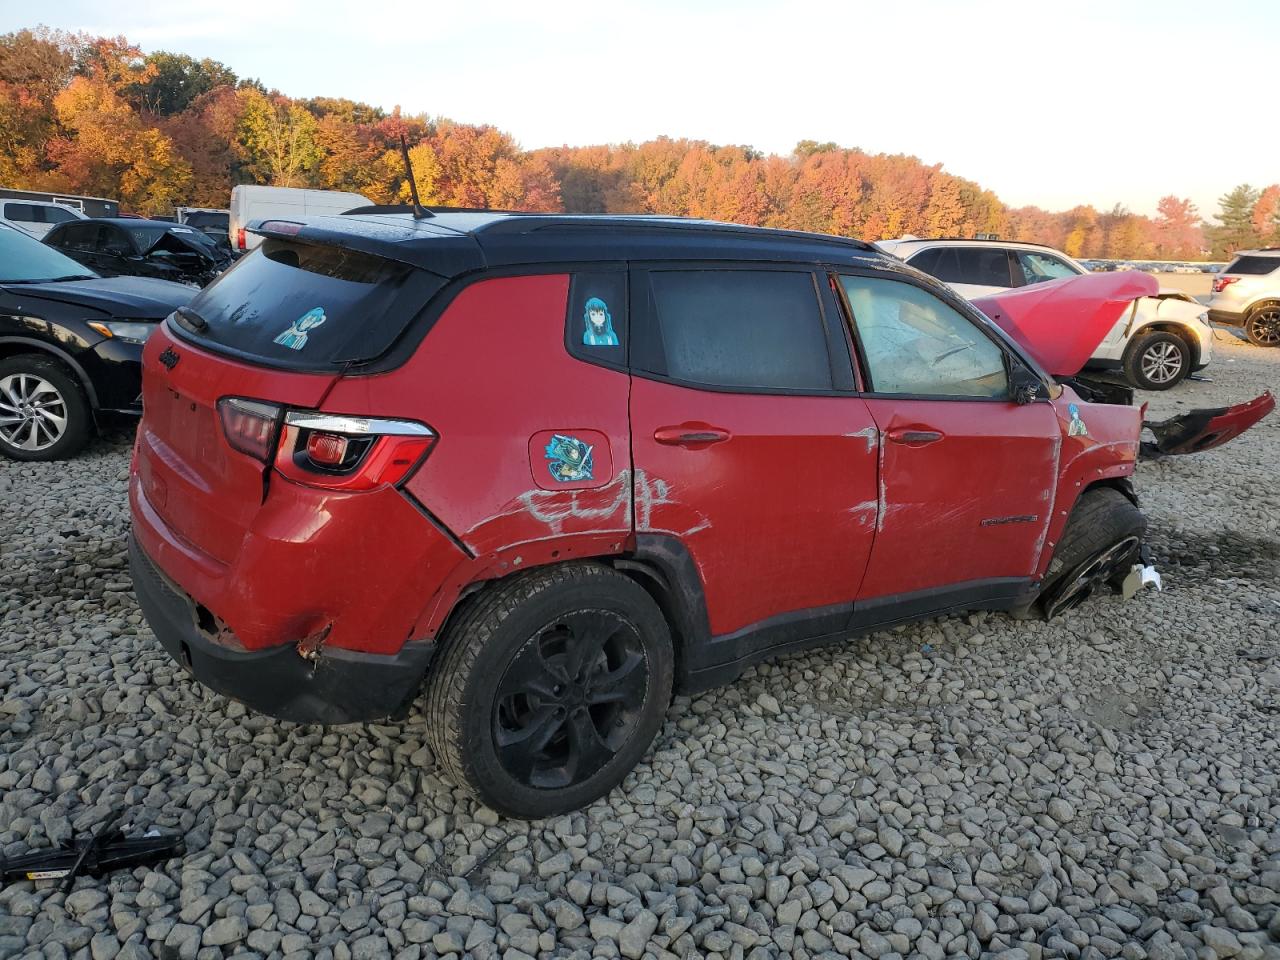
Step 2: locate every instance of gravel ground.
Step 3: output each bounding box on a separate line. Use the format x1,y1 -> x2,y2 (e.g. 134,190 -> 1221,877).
1,335 -> 1278,960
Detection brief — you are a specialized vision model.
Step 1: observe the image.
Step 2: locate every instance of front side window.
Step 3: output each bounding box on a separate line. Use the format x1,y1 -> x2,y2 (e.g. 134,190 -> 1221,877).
636,269 -> 833,391
42,206 -> 79,224
1015,251 -> 1081,285
840,275 -> 1008,398
54,223 -> 100,250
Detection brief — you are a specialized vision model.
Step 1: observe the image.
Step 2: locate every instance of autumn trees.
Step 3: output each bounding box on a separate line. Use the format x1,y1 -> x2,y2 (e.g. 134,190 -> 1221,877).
0,25 -> 1264,259
1205,184 -> 1280,257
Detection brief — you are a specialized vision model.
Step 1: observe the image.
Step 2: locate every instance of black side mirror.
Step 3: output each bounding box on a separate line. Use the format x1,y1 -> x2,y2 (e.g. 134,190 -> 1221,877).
1010,365 -> 1046,405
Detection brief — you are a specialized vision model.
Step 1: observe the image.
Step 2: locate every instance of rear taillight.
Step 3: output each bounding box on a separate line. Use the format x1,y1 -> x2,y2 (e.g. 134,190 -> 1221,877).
275,411 -> 435,490
218,400 -> 434,489
217,398 -> 283,462
236,227 -> 246,250
1213,276 -> 1239,293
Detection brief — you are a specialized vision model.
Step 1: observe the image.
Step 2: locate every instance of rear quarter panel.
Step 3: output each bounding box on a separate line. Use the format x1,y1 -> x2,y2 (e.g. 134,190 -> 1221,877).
323,272 -> 633,581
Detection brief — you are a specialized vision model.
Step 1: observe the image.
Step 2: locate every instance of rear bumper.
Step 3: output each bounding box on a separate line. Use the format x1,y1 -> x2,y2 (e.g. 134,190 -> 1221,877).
130,534 -> 437,724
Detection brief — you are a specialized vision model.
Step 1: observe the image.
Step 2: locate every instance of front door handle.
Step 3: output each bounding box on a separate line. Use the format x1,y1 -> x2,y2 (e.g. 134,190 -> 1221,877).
886,427 -> 944,446
654,423 -> 731,447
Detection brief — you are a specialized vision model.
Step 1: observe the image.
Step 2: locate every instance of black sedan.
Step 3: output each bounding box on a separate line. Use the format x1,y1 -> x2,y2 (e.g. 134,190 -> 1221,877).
0,223 -> 195,460
43,217 -> 233,287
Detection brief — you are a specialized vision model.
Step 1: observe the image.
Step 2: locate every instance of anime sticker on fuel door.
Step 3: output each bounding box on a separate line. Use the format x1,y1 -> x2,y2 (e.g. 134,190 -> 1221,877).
544,434 -> 594,482
582,297 -> 619,346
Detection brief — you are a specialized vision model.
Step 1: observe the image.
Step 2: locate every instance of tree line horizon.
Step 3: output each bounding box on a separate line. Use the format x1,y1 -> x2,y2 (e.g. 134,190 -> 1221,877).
2,27 -> 1277,260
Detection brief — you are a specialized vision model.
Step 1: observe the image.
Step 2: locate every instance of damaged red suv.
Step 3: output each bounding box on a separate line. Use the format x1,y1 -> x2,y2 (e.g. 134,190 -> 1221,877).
129,212 -> 1272,817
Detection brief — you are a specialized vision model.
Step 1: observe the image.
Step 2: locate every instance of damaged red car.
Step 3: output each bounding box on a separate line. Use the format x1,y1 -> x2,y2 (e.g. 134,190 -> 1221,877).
128,213 -> 1272,817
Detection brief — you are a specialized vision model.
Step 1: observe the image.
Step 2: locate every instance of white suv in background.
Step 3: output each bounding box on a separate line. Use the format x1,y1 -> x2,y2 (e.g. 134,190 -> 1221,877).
1206,249 -> 1280,347
0,199 -> 87,239
878,237 -> 1215,390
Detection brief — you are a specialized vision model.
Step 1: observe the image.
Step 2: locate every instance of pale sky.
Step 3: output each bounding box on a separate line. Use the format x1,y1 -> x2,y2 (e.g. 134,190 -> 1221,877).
3,0 -> 1275,220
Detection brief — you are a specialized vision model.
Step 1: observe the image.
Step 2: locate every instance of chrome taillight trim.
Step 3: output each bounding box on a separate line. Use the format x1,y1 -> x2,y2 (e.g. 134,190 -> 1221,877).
283,411 -> 434,437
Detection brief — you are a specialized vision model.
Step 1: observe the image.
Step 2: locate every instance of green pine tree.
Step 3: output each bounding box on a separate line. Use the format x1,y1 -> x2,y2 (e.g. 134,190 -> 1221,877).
1208,184 -> 1260,257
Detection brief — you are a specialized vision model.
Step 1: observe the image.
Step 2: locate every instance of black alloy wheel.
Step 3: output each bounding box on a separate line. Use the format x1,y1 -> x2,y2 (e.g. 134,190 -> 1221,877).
493,610 -> 649,789
1245,306 -> 1280,347
425,563 -> 673,819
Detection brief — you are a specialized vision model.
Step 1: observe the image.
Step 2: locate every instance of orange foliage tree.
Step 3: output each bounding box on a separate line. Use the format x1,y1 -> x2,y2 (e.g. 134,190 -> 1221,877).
0,25 -> 1232,257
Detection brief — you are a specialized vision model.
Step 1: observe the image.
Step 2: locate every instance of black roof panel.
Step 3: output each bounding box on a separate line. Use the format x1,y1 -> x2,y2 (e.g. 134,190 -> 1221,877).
248,211 -> 880,278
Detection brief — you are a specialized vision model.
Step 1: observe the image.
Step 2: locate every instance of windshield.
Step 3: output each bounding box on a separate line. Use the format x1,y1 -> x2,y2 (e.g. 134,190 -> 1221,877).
0,225 -> 98,282
125,224 -> 174,253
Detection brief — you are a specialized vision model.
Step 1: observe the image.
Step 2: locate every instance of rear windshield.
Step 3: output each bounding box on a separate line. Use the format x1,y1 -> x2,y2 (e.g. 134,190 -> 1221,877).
1225,255 -> 1280,276
184,212 -> 228,230
172,238 -> 444,369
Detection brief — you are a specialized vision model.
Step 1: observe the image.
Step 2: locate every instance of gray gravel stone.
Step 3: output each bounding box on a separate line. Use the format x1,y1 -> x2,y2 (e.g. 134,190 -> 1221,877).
3,343 -> 1279,960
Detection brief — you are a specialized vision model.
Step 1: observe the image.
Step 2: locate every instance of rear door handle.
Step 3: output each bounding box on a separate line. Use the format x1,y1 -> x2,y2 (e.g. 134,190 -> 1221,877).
886,427 -> 944,446
654,424 -> 732,447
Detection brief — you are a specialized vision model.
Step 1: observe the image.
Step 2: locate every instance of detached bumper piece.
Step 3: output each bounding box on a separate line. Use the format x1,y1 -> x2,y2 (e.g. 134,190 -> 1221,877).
1142,391 -> 1274,456
1,810 -> 183,891
129,534 -> 436,725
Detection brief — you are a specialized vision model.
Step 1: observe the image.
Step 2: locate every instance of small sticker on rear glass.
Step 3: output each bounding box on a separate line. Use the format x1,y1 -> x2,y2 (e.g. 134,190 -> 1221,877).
582,297 -> 619,346
1068,403 -> 1089,437
274,307 -> 326,350
544,434 -> 594,482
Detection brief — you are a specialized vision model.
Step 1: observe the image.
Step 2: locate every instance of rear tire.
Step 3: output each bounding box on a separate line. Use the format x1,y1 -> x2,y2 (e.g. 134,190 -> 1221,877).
1037,488 -> 1145,619
1123,331 -> 1189,390
1244,304 -> 1280,347
424,563 -> 673,819
0,354 -> 92,461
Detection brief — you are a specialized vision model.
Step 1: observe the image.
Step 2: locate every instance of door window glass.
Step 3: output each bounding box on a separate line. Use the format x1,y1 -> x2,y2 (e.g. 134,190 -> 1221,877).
638,270 -> 832,391
42,205 -> 79,224
1015,251 -> 1081,285
840,275 -> 1008,398
567,271 -> 627,365
4,203 -> 38,223
55,223 -> 100,250
101,227 -> 132,256
911,247 -> 1013,287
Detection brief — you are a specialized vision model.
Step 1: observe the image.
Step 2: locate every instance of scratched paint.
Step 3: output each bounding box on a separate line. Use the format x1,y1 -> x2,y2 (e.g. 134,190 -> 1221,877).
845,426 -> 879,454
509,468 -> 710,538
847,499 -> 878,528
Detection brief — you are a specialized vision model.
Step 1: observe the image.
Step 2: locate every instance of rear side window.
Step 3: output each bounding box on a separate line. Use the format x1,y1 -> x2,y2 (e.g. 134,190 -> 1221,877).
3,203 -> 37,223
635,270 -> 833,391
1225,255 -> 1280,276
567,271 -> 627,367
911,247 -> 1013,287
175,239 -> 445,369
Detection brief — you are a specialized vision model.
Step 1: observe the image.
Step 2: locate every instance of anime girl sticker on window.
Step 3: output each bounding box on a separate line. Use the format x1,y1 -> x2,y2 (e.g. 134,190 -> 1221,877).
582,297 -> 619,346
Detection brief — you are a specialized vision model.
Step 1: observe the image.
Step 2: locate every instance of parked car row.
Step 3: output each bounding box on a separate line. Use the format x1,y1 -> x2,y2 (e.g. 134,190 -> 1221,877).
0,223 -> 193,459
1206,248 -> 1280,347
1080,259 -> 1224,274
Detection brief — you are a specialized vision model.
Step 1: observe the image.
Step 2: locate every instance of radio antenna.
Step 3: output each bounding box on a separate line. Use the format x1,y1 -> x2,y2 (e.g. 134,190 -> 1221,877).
399,133 -> 432,219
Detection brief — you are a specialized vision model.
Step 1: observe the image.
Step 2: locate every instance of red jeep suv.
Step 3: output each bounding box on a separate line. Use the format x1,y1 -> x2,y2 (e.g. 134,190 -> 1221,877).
130,212 -> 1158,817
